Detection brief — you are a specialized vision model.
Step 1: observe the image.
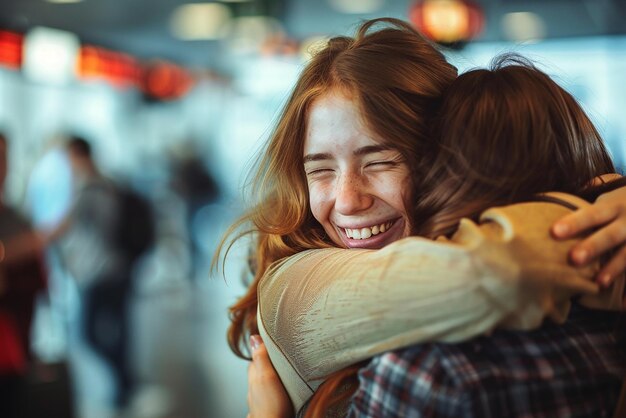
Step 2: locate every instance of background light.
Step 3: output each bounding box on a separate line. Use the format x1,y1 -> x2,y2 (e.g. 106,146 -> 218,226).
409,0 -> 484,46
224,16 -> 284,55
169,3 -> 232,41
502,12 -> 547,43
23,26 -> 80,85
0,30 -> 23,69
328,0 -> 385,14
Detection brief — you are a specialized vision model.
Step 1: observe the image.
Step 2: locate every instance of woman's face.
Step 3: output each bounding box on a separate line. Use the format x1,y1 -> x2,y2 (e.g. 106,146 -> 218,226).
303,92 -> 412,249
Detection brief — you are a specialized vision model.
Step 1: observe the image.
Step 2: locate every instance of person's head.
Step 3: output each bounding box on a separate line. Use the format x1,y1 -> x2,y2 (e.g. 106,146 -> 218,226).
249,17 -> 456,254
414,55 -> 615,238
223,17 -> 457,358
66,135 -> 96,178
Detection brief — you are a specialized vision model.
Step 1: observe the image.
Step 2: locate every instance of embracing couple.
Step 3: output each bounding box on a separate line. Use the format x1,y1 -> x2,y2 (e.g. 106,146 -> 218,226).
217,18 -> 626,418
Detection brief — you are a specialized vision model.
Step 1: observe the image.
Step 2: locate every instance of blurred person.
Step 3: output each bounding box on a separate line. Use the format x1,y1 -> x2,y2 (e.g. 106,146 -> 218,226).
48,136 -> 142,410
213,19 -> 626,417
169,147 -> 220,279
0,132 -> 48,418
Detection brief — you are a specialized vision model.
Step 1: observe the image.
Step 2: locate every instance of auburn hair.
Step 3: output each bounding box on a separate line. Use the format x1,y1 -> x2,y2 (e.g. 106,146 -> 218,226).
214,17 -> 457,417
216,17 -> 457,359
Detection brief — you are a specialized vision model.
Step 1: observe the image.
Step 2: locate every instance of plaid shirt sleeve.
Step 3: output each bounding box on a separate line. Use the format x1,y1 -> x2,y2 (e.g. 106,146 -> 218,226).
348,345 -> 465,418
348,306 -> 625,418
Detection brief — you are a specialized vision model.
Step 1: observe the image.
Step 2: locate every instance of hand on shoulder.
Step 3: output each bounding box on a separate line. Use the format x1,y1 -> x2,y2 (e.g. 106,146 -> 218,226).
552,176 -> 626,307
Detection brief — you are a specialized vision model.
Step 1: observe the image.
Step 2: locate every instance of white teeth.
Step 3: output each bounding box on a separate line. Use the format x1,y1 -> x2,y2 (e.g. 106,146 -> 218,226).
344,221 -> 393,240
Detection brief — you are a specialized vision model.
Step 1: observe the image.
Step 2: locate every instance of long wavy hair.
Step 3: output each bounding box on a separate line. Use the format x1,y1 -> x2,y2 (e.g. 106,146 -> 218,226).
216,17 -> 458,363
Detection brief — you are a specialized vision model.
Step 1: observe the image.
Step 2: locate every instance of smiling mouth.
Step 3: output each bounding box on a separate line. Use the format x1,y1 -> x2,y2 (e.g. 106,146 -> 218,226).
344,221 -> 394,240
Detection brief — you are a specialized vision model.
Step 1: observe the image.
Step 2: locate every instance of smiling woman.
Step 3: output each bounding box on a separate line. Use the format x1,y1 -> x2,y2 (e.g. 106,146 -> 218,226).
218,17 -> 457,366
303,92 -> 411,250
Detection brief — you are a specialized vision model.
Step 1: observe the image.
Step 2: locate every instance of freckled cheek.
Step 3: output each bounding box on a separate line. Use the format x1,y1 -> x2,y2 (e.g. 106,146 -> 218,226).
375,172 -> 412,216
307,183 -> 334,225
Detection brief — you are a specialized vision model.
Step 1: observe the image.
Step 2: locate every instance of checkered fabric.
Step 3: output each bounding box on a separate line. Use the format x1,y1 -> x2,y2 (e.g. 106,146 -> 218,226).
349,305 -> 625,418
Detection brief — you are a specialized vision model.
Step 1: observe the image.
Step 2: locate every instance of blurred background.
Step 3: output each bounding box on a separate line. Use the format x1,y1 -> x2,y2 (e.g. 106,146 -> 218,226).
0,0 -> 624,417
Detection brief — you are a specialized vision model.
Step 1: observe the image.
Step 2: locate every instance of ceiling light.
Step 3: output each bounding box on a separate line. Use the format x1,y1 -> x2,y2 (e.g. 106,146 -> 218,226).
224,16 -> 284,54
328,0 -> 385,14
23,26 -> 80,85
409,0 -> 484,46
170,3 -> 232,41
501,12 -> 546,43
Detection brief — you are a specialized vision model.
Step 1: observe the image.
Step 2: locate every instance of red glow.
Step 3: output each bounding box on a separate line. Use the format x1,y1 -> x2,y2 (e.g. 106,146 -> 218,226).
0,31 -> 24,69
77,45 -> 141,89
0,26 -> 194,100
142,61 -> 194,101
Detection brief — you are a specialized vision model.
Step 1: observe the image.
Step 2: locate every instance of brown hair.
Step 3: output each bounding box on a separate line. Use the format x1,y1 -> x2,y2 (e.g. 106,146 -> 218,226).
66,135 -> 93,158
217,17 -> 458,361
413,54 -> 615,238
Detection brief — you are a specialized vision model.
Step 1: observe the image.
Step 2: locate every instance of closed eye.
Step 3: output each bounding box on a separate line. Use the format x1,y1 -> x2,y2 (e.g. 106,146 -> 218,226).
306,168 -> 334,176
365,160 -> 398,168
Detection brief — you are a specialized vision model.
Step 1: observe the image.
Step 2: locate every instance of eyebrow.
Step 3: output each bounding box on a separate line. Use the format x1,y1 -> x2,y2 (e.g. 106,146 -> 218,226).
303,145 -> 391,164
303,152 -> 332,163
353,145 -> 390,156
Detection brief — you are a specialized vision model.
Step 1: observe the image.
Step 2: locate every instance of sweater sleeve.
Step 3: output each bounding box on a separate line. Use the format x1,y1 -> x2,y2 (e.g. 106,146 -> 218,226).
257,195 -> 621,414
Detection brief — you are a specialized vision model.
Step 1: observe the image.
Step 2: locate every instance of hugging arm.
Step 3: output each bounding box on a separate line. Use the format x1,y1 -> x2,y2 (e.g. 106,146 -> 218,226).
256,196 -> 624,413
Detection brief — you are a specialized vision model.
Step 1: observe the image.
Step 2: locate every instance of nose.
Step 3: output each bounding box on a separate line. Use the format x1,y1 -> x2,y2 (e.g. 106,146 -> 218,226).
334,172 -> 373,215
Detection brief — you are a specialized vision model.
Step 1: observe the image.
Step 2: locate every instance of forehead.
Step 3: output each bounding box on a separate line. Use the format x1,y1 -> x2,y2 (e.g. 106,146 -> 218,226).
304,92 -> 378,154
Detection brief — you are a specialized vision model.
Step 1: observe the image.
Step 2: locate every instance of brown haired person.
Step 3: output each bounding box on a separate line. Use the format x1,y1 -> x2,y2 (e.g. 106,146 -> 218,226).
215,19 -> 626,417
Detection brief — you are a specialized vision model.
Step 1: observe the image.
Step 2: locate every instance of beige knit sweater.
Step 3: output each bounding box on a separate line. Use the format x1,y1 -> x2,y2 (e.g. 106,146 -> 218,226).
257,193 -> 625,415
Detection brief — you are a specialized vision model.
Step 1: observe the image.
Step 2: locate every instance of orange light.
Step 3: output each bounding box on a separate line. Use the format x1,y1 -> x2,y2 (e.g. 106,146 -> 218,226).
77,45 -> 141,89
409,0 -> 484,45
142,61 -> 194,101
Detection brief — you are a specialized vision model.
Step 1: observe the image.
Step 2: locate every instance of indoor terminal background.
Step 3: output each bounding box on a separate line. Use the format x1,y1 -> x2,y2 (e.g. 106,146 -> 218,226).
0,1 -> 625,417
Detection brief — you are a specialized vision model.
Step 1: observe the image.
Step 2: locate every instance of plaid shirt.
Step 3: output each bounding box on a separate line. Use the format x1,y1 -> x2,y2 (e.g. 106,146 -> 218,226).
349,305 -> 625,418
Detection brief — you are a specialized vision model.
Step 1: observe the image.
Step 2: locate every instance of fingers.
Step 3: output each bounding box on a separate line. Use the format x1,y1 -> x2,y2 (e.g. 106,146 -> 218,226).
250,334 -> 277,383
595,244 -> 626,288
568,221 -> 626,265
552,204 -> 617,239
250,335 -> 269,364
247,334 -> 293,418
